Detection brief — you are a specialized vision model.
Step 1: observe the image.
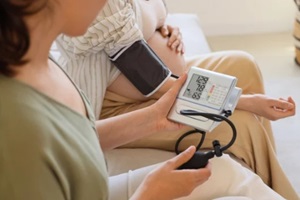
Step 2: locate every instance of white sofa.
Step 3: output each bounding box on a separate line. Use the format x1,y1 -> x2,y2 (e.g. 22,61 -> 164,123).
104,13 -> 213,176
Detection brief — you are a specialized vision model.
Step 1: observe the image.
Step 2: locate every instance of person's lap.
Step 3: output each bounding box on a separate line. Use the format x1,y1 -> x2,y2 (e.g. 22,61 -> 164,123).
108,154 -> 284,200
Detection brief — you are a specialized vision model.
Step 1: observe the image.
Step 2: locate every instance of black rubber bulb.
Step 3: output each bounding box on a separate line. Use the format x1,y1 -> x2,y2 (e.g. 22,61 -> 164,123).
178,151 -> 215,169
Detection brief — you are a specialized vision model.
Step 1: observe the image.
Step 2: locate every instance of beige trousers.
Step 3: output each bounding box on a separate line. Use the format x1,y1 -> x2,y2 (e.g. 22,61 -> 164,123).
101,51 -> 298,199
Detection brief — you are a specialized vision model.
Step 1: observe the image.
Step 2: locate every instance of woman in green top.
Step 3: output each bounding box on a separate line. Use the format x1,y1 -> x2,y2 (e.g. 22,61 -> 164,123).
0,0 -> 292,199
0,0 -> 209,199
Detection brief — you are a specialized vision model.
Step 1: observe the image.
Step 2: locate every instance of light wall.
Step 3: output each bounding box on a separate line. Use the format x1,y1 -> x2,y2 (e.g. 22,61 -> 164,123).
165,0 -> 297,36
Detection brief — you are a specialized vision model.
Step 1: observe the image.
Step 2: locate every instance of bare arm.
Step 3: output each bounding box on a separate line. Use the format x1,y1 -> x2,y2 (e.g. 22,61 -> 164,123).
236,94 -> 296,120
97,74 -> 187,151
107,25 -> 185,101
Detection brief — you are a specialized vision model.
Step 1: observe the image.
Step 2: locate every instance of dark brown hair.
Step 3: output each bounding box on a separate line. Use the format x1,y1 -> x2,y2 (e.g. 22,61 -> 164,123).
0,0 -> 47,76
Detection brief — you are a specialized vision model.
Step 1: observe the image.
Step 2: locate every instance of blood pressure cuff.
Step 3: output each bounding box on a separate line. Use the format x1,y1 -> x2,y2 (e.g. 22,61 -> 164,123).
110,40 -> 171,96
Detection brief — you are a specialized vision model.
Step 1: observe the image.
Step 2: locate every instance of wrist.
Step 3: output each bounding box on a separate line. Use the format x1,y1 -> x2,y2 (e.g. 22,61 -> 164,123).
236,94 -> 255,112
130,182 -> 154,200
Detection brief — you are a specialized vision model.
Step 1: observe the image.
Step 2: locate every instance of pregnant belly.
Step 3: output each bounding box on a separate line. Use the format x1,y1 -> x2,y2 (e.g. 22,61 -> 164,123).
147,31 -> 186,76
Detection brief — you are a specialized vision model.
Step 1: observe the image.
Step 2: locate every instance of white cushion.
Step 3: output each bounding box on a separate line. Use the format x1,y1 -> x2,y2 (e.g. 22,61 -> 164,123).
105,149 -> 175,176
166,13 -> 211,56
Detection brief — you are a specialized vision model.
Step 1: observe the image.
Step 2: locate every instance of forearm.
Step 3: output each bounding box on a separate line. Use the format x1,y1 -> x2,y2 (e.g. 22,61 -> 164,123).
99,73 -> 187,151
96,106 -> 156,151
236,94 -> 296,121
236,94 -> 255,112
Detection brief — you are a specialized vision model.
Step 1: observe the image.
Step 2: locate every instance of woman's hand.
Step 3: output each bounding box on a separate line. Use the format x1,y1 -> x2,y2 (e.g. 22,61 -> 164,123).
158,24 -> 185,54
237,94 -> 296,121
97,74 -> 187,150
130,146 -> 212,200
147,73 -> 188,132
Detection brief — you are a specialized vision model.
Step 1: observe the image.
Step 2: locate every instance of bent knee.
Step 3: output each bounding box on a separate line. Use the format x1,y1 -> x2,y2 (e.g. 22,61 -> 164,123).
220,51 -> 264,93
223,50 -> 260,74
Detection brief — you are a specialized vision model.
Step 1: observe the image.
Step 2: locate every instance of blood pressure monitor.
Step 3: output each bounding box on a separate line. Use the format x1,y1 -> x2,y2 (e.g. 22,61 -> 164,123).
168,66 -> 242,132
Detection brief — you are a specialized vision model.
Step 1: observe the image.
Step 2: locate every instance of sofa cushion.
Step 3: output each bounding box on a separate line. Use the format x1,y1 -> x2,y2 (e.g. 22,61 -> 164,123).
105,149 -> 248,176
166,13 -> 211,56
105,148 -> 175,176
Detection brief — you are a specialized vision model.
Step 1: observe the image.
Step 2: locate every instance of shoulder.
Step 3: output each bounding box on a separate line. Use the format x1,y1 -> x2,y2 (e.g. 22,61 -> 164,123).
0,91 -> 55,151
0,79 -> 58,146
95,0 -> 136,21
